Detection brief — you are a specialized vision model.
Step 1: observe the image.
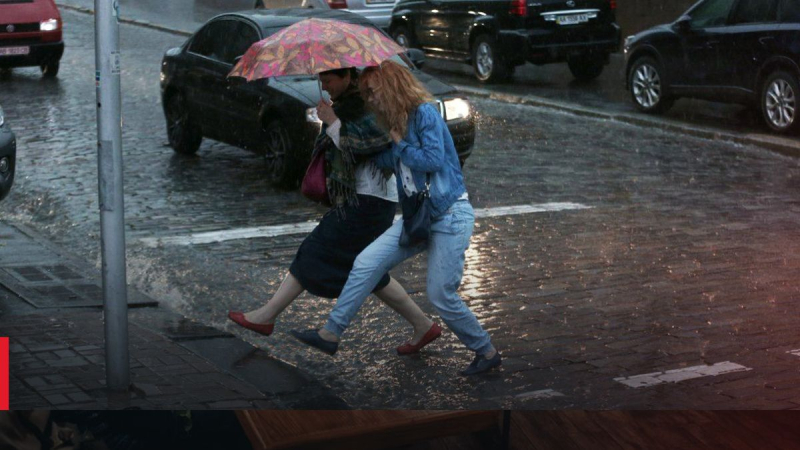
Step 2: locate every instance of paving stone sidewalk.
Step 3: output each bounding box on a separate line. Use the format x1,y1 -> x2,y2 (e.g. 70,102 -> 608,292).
4,310 -> 272,410
0,220 -> 344,410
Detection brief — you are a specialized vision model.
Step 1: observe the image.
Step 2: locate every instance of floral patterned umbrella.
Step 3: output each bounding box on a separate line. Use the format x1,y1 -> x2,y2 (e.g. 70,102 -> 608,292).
228,18 -> 405,81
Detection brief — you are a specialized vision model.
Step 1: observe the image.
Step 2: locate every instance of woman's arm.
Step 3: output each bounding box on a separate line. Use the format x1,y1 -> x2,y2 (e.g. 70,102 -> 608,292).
371,146 -> 396,169
395,104 -> 445,172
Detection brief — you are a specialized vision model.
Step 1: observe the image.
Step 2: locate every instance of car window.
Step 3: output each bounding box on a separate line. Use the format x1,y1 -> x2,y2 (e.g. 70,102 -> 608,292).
188,24 -> 215,58
730,0 -> 778,24
780,0 -> 800,22
188,20 -> 238,64
689,0 -> 736,28
229,22 -> 261,63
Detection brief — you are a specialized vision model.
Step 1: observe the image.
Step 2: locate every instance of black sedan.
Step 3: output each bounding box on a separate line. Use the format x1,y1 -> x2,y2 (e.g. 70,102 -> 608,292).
0,105 -> 15,201
624,0 -> 800,134
160,8 -> 476,188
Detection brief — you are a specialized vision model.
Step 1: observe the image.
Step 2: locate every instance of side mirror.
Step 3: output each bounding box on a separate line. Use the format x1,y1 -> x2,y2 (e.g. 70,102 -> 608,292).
406,48 -> 426,69
674,15 -> 691,33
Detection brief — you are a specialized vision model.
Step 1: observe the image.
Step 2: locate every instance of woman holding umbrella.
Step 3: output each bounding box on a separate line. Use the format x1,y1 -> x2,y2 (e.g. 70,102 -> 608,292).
228,66 -> 441,354
292,61 -> 500,376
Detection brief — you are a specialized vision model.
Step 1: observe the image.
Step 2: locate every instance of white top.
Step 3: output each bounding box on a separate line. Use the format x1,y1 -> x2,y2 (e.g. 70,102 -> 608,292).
399,161 -> 469,201
327,120 -> 398,203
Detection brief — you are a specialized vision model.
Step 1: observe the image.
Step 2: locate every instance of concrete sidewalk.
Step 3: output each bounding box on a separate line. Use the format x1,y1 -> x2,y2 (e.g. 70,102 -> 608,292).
0,220 -> 346,409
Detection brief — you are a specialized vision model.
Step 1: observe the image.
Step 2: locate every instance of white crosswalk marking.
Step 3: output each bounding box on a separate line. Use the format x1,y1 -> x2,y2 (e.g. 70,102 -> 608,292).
614,361 -> 752,388
138,202 -> 592,247
515,389 -> 565,400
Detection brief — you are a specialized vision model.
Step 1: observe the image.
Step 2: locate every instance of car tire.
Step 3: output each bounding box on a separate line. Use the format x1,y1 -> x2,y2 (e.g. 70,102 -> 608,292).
0,153 -> 14,202
392,26 -> 417,49
568,53 -> 606,81
628,56 -> 674,114
40,61 -> 59,78
165,93 -> 202,155
761,70 -> 800,134
472,35 -> 511,84
263,121 -> 299,188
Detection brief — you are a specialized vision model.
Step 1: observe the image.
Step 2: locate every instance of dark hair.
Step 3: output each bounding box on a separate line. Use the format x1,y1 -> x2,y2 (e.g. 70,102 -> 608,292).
319,67 -> 358,80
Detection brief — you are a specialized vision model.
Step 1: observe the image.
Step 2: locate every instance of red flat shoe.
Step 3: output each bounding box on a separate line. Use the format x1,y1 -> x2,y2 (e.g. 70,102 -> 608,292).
228,311 -> 274,337
397,322 -> 442,355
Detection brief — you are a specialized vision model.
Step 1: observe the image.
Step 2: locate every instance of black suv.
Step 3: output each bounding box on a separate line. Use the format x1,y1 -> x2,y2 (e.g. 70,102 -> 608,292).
390,0 -> 620,83
625,0 -> 800,134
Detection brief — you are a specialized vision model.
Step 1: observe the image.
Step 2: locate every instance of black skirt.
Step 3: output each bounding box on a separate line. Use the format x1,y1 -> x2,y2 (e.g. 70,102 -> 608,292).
290,195 -> 396,299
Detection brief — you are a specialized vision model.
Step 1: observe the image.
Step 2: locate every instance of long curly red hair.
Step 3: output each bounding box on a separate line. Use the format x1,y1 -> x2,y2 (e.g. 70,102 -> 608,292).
359,60 -> 434,138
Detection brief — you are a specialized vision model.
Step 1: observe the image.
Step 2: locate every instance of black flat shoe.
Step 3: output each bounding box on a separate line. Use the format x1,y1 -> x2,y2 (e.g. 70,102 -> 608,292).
289,329 -> 339,356
460,352 -> 502,376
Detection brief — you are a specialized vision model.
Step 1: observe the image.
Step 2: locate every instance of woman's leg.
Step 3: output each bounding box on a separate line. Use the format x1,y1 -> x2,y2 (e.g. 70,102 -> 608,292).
320,220 -> 424,342
426,202 -> 496,357
244,272 -> 305,325
374,277 -> 434,344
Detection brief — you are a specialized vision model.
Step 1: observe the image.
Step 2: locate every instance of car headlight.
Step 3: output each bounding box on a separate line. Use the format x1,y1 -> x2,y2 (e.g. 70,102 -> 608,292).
444,98 -> 470,121
306,107 -> 322,124
40,19 -> 59,31
0,107 -> 5,128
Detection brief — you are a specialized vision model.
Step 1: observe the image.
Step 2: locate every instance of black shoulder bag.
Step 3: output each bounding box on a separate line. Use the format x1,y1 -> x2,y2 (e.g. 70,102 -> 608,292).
399,173 -> 432,248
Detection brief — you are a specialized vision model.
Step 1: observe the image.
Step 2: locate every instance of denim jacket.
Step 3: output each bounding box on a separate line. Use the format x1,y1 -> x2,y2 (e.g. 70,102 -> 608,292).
372,102 -> 467,219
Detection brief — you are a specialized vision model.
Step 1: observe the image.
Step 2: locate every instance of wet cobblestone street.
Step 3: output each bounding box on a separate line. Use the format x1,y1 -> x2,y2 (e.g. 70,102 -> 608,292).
4,9 -> 800,409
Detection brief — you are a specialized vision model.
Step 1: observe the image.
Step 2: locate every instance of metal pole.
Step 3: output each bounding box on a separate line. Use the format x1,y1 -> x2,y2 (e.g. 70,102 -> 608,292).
95,0 -> 129,391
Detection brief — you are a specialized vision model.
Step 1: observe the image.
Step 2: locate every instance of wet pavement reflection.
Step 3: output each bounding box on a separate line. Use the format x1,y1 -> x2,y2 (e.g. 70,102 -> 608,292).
4,9 -> 800,409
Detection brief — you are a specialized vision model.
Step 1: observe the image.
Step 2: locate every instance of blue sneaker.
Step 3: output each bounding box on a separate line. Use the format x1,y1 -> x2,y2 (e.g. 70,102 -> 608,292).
290,329 -> 338,356
460,352 -> 502,376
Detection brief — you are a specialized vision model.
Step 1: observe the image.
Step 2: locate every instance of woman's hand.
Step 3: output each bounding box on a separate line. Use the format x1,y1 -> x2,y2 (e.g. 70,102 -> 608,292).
317,100 -> 338,125
390,128 -> 403,144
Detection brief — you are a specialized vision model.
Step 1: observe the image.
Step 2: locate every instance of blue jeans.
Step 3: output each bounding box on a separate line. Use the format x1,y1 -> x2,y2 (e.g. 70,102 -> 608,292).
324,200 -> 494,355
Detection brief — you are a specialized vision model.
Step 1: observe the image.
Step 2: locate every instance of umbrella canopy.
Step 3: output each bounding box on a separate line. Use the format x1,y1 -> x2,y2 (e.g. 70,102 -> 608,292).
228,18 -> 405,81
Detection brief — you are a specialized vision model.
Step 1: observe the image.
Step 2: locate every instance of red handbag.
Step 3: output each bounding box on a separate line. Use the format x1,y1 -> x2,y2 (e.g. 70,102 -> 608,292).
301,150 -> 330,206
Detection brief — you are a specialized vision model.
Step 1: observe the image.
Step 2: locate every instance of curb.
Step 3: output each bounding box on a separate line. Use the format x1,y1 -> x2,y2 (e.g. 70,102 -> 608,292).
56,2 -> 193,37
454,85 -> 800,159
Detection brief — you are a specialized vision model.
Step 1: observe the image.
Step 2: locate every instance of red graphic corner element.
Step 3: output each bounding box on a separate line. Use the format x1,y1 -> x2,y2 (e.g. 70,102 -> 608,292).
1,337 -> 8,410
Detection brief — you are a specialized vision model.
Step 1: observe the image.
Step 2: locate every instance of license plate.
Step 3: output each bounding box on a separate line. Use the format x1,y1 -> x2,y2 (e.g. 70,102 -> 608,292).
0,46 -> 29,56
556,14 -> 589,25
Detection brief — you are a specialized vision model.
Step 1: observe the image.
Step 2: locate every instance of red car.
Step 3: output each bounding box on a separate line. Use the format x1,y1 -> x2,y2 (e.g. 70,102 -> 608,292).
0,0 -> 64,77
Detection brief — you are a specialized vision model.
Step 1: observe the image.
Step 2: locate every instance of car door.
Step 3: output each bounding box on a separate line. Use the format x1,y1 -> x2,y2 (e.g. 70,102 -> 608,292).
184,19 -> 239,141
222,20 -> 265,150
677,0 -> 737,89
719,0 -> 779,97
442,0 -> 476,57
414,0 -> 450,52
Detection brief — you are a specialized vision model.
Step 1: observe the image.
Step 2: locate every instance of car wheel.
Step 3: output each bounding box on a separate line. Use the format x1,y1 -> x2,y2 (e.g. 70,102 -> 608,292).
0,153 -> 14,201
761,71 -> 800,134
392,26 -> 416,49
568,53 -> 606,81
628,56 -> 674,114
472,35 -> 511,84
263,121 -> 298,188
165,93 -> 202,155
40,61 -> 59,78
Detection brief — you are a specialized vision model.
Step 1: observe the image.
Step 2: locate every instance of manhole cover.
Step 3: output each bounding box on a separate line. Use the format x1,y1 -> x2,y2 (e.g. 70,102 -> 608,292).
0,264 -> 157,309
